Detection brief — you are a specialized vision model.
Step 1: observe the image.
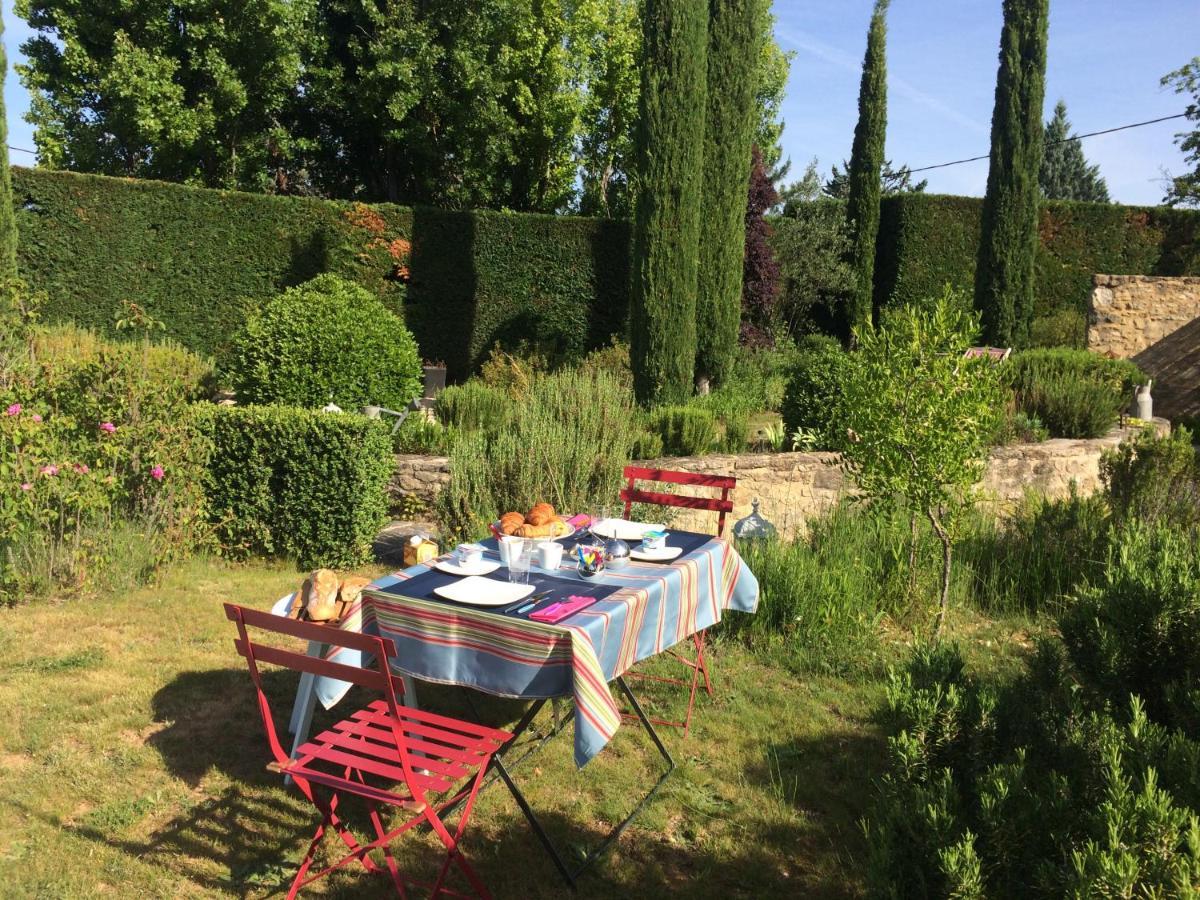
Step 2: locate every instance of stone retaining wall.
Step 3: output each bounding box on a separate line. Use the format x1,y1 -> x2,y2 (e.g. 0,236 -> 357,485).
1088,274 -> 1200,421
390,422 -> 1167,537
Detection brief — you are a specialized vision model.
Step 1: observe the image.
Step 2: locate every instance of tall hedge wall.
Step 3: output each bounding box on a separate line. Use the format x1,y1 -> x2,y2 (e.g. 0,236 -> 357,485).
874,193 -> 1200,328
13,168 -> 629,377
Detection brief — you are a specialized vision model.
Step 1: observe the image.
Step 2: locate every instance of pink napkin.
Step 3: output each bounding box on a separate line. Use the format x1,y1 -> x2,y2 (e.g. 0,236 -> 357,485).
530,594 -> 598,624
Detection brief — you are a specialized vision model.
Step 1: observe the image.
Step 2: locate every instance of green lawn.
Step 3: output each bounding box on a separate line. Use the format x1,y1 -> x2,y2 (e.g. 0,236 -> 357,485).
0,557 -> 1038,898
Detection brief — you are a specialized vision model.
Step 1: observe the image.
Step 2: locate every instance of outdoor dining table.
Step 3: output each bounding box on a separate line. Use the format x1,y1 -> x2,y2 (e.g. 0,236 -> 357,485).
282,526 -> 759,885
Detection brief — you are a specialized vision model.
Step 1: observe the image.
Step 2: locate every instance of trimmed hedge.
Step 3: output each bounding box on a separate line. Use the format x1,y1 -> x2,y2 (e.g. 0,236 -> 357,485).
14,168 -> 629,377
874,194 -> 1200,343
196,405 -> 393,568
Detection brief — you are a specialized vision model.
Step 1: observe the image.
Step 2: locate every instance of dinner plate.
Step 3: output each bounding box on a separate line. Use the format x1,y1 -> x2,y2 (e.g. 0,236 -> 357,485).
590,519 -> 666,542
629,545 -> 683,562
433,576 -> 536,606
434,559 -> 501,577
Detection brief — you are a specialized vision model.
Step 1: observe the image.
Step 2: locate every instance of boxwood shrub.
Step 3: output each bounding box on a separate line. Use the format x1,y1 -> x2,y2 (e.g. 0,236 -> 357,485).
197,405 -> 393,568
225,274 -> 422,411
781,335 -> 851,449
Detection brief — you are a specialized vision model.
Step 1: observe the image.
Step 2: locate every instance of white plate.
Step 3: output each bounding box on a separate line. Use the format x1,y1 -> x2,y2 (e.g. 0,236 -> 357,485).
493,521 -> 578,542
434,559 -> 501,577
591,519 -> 665,542
630,545 -> 683,562
433,576 -> 535,606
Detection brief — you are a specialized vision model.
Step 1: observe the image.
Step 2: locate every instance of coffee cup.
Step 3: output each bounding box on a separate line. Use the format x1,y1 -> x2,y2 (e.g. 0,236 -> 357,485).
455,543 -> 485,566
536,541 -> 564,570
498,535 -> 521,567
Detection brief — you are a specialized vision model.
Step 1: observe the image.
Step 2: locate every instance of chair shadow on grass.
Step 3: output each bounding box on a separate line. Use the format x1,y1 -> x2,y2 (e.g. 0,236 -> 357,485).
57,664 -> 880,898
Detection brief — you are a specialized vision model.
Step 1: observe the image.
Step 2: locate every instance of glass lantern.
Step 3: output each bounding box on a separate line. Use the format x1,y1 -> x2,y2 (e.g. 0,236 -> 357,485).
732,498 -> 777,543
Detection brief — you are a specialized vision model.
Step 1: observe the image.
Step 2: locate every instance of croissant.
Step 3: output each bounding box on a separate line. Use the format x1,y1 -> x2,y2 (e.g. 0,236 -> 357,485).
500,512 -> 525,535
527,503 -> 556,526
516,518 -> 570,539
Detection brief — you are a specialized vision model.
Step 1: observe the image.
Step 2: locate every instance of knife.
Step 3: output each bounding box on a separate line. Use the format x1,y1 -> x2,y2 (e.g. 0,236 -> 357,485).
503,590 -> 552,614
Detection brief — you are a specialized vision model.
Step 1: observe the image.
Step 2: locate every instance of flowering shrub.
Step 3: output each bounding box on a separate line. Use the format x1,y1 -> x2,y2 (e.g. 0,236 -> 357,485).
1,324 -> 212,602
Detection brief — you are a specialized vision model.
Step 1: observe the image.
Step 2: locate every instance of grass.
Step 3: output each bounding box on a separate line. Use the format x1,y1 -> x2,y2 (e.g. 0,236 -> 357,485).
0,555 -> 1039,898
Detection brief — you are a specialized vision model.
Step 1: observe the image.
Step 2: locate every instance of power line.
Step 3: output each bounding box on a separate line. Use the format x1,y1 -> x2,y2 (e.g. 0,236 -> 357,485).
7,146 -> 36,155
905,112 -> 1188,174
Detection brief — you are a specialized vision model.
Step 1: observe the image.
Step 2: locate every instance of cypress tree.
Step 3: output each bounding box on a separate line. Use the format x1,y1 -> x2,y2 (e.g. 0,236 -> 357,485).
843,0 -> 889,340
0,14 -> 16,289
1040,100 -> 1110,202
974,0 -> 1050,348
695,0 -> 765,391
630,0 -> 708,405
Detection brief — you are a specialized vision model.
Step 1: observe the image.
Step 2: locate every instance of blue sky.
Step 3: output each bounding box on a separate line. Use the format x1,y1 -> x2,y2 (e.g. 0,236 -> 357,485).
2,0 -> 1196,205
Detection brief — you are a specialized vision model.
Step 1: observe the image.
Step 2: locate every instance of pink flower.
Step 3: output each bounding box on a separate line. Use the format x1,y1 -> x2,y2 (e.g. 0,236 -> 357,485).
99,421 -> 116,433
19,482 -> 31,491
73,463 -> 90,474
6,403 -> 21,416
150,465 -> 165,481
31,413 -> 42,423
39,464 -> 58,477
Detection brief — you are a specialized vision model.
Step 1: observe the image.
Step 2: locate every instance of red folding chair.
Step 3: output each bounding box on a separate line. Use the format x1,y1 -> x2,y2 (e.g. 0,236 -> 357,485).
225,603 -> 512,899
619,465 -> 736,736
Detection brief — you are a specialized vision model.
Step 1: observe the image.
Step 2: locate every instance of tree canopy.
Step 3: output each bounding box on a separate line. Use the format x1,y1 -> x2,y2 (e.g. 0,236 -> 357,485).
824,158 -> 927,200
1039,101 -> 1110,203
1162,57 -> 1200,208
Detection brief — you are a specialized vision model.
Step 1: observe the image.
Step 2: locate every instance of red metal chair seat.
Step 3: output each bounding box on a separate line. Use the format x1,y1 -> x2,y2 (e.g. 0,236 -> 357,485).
225,603 -> 513,899
619,465 -> 736,737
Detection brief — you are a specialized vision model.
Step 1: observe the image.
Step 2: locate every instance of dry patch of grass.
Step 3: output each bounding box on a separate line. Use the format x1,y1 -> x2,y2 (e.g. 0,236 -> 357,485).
0,556 -> 1032,898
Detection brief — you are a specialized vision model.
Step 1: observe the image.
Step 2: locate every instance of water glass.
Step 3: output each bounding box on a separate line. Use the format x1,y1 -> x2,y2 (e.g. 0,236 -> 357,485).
506,538 -> 534,584
589,503 -> 610,540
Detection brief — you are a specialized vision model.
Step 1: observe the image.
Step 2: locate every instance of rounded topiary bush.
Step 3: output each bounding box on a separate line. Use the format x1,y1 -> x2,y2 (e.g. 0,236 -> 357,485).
781,335 -> 851,450
226,274 -> 421,410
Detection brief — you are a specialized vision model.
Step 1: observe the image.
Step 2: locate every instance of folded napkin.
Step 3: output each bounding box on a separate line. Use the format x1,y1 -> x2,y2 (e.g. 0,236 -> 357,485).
530,594 -> 599,624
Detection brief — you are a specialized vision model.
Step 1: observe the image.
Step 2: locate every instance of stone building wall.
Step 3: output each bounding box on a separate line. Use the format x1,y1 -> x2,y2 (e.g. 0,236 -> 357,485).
1088,274 -> 1200,420
390,422 -> 1166,538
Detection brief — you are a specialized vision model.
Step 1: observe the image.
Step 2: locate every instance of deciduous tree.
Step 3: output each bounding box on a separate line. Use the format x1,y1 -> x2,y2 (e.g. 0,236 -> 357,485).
740,146 -> 781,345
1161,57 -> 1200,208
974,0 -> 1050,347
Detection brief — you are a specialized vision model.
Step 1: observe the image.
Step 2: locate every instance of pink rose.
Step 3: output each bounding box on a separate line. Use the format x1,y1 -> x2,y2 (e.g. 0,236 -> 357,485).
6,403 -> 21,416
19,482 -> 31,491
39,464 -> 58,477
73,463 -> 90,474
150,465 -> 165,481
99,421 -> 116,433
31,413 -> 42,423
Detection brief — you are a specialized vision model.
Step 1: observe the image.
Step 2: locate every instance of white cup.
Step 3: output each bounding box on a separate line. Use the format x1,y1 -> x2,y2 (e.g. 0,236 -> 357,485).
498,536 -> 521,567
455,543 -> 484,566
536,541 -> 564,570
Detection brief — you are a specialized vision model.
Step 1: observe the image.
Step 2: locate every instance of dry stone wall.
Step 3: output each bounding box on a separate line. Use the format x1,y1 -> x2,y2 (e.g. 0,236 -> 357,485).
389,422 -> 1167,538
1088,274 -> 1200,421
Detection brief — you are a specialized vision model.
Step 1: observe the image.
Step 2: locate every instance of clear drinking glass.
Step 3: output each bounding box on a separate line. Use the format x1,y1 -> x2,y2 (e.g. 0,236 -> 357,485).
506,538 -> 534,584
589,503 -> 610,541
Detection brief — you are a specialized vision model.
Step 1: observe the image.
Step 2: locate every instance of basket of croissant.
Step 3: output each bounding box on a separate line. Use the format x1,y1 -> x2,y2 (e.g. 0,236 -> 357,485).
496,503 -> 574,540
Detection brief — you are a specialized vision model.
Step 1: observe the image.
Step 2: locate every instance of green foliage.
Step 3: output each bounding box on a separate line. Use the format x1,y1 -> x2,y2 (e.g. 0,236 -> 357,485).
844,0 -> 890,338
226,274 -> 421,411
1060,520 -> 1200,733
974,0 -> 1050,347
770,201 -> 854,337
992,409 -> 1049,444
781,335 -> 851,451
1,326 -> 212,601
823,158 -> 928,201
875,193 -> 1200,329
1161,57 -> 1200,207
646,405 -> 718,457
14,168 -> 630,375
435,382 -> 513,433
838,292 -> 1005,630
391,415 -> 456,456
695,0 -> 764,386
1040,100 -> 1110,202
1101,427 -> 1200,529
1005,348 -> 1146,438
197,405 -> 392,568
0,17 -> 15,288
629,0 -> 707,405
15,0 -> 306,192
436,369 -> 638,541
1029,308 -> 1087,348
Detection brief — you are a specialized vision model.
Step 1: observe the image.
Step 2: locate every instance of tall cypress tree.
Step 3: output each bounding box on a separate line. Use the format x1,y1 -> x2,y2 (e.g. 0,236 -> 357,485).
843,0 -> 889,340
975,0 -> 1050,347
0,14 -> 17,289
630,0 -> 708,405
695,0 -> 764,391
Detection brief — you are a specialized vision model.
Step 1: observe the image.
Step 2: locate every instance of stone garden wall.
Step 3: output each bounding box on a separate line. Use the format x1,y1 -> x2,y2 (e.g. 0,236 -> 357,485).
390,422 -> 1168,539
1088,274 -> 1200,421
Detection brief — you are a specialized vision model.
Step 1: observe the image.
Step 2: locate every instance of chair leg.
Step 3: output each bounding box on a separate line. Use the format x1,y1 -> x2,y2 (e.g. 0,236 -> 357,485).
427,762 -> 493,899
693,631 -> 714,697
289,808 -> 333,900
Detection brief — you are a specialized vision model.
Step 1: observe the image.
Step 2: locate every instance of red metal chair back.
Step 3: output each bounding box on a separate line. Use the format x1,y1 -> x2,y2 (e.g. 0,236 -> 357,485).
620,465 -> 737,537
223,604 -> 422,799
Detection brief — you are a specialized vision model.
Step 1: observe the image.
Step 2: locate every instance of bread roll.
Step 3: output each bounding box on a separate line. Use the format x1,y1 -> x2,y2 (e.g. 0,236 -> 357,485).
527,503 -> 556,526
338,575 -> 372,607
517,518 -> 570,539
303,568 -> 340,621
